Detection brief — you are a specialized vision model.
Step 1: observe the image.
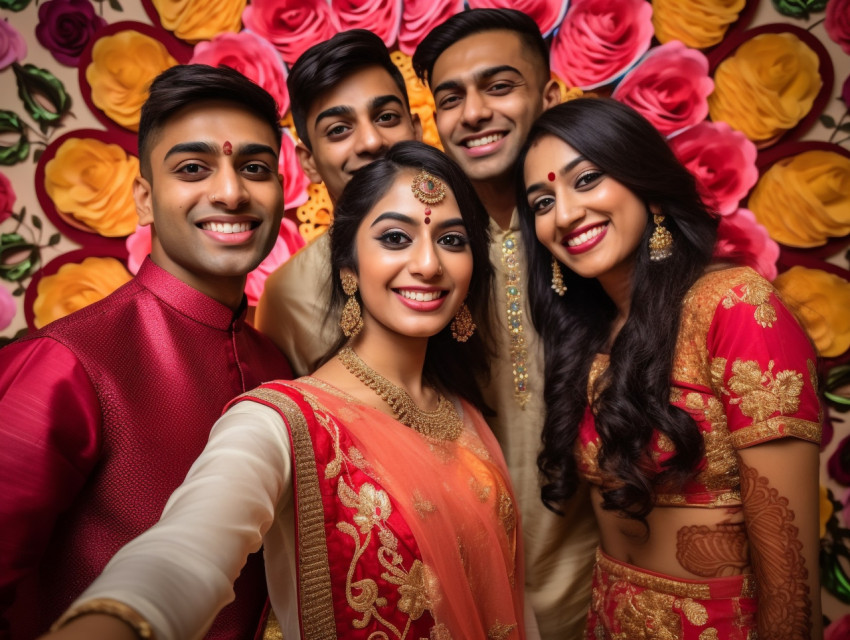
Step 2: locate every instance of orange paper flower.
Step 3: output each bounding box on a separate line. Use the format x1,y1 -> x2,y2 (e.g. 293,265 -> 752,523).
44,137 -> 140,237
86,30 -> 177,131
773,266 -> 850,358
748,150 -> 850,248
152,0 -> 245,42
34,256 -> 132,328
708,32 -> 821,143
652,0 -> 745,49
391,50 -> 442,151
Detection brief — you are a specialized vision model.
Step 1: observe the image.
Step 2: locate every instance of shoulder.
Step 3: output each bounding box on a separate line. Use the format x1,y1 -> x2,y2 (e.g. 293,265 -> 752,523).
267,233 -> 331,288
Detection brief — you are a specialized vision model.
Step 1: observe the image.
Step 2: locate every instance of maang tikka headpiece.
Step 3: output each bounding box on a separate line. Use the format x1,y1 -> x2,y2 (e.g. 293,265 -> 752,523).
411,169 -> 447,225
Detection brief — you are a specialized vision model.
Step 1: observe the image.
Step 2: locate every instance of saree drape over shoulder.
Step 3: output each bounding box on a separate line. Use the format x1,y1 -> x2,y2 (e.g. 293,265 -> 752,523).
61,378 -> 526,640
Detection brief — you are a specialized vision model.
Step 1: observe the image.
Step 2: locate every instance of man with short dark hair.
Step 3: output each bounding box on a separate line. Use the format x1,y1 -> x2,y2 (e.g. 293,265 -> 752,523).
0,64 -> 292,640
413,10 -> 598,639
256,30 -> 421,373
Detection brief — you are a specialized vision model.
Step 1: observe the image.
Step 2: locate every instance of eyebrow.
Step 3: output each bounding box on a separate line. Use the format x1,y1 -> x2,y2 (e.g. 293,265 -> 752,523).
163,141 -> 277,162
369,212 -> 467,230
525,155 -> 587,196
314,94 -> 405,128
432,65 -> 523,95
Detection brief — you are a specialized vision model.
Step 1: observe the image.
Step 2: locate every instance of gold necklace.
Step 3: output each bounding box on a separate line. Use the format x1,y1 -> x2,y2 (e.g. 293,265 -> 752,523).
337,346 -> 463,442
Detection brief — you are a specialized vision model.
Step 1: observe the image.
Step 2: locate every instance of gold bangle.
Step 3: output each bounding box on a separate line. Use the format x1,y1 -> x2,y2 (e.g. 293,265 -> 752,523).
51,598 -> 153,639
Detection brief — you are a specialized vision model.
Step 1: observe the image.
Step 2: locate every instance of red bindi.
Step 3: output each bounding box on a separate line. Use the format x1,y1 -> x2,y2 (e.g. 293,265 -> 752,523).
223,141 -> 232,155
547,172 -> 556,182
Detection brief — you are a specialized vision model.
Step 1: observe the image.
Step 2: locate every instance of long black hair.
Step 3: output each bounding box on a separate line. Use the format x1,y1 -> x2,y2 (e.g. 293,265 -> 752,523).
516,98 -> 719,523
328,140 -> 494,411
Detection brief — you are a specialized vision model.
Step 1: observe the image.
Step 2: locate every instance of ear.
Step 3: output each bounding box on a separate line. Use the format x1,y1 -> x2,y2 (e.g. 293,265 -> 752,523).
295,142 -> 324,184
134,175 -> 154,227
411,112 -> 423,142
649,203 -> 662,216
542,78 -> 562,110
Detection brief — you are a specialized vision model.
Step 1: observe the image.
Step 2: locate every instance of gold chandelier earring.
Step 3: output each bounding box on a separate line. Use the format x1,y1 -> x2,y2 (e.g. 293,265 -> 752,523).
648,213 -> 673,261
339,272 -> 363,338
551,256 -> 567,296
450,302 -> 476,342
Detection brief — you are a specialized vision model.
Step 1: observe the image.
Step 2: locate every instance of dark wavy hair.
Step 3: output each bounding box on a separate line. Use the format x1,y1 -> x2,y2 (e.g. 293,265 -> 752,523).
328,141 -> 494,411
516,98 -> 719,523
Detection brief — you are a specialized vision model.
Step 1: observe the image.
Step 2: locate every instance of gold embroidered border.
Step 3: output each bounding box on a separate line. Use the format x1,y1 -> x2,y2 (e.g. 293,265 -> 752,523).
730,416 -> 822,449
501,233 -> 530,407
247,387 -> 338,640
596,549 -> 756,599
654,490 -> 741,508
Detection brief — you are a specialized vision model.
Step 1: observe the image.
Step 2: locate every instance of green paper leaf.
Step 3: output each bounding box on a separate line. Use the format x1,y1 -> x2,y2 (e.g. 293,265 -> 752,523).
0,110 -> 30,166
47,233 -> 61,246
0,0 -> 33,11
0,234 -> 39,281
108,0 -> 124,10
31,215 -> 42,230
820,114 -> 836,128
12,64 -> 72,132
770,0 -> 827,19
839,123 -> 850,133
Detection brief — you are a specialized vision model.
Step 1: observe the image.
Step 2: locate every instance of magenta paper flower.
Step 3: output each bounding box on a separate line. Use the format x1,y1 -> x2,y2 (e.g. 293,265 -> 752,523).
332,0 -> 402,49
0,18 -> 27,70
669,121 -> 758,215
190,30 -> 290,118
842,74 -> 850,106
826,0 -> 850,55
0,286 -> 15,331
712,208 -> 779,281
243,218 -> 305,305
828,615 -> 850,640
35,0 -> 106,66
467,0 -> 569,38
551,0 -> 653,89
398,0 -> 463,56
828,434 -> 850,486
612,40 -> 714,137
280,130 -> 310,211
0,171 -> 16,224
125,224 -> 151,276
242,0 -> 337,66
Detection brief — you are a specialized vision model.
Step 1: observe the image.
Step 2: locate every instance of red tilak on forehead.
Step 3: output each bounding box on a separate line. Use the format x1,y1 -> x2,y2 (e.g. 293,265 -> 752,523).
547,172 -> 556,182
223,141 -> 232,155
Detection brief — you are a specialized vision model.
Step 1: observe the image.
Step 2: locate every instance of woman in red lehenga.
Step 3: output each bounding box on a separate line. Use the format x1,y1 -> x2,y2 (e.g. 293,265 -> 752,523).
45,142 -> 531,640
518,98 -> 822,640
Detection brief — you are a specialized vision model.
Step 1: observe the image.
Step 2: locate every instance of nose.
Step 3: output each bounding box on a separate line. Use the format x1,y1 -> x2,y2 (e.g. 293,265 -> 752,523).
408,238 -> 442,279
460,91 -> 492,128
554,196 -> 585,231
211,165 -> 249,210
353,121 -> 386,157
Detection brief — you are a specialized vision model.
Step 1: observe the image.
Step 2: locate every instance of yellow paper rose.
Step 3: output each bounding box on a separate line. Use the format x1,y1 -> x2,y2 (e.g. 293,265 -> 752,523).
152,0 -> 244,43
34,256 -> 133,328
44,138 -> 140,237
820,485 -> 833,539
86,30 -> 177,131
773,266 -> 850,358
749,150 -> 850,248
296,183 -> 333,242
708,33 -> 821,143
652,0 -> 745,49
391,51 -> 442,151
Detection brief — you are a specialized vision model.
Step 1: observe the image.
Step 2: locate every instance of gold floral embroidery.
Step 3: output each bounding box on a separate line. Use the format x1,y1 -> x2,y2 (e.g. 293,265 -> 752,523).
469,476 -> 492,502
680,599 -> 708,625
683,393 -> 737,494
498,489 -> 517,540
721,275 -> 777,328
487,621 -> 516,639
612,588 -> 680,639
501,233 -> 530,407
699,629 -> 719,640
339,481 -> 392,533
808,359 -> 818,393
710,357 -> 727,395
392,560 -> 434,620
730,416 -> 821,449
429,623 -> 453,640
725,359 -> 803,422
588,353 -> 610,404
412,491 -> 436,519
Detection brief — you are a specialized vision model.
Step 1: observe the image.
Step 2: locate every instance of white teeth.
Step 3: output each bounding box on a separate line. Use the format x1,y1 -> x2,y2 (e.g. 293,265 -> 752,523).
201,221 -> 252,234
567,225 -> 604,247
399,290 -> 442,302
465,133 -> 503,148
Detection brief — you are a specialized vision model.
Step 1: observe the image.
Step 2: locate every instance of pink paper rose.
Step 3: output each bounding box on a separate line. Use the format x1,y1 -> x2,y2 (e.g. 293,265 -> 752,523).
280,130 -> 310,212
668,121 -> 758,215
825,0 -> 850,55
713,208 -> 779,281
244,218 -> 305,305
332,0 -> 402,49
842,73 -> 850,106
398,0 -> 463,56
467,0 -> 569,38
612,41 -> 714,137
242,0 -> 337,66
551,0 -> 654,89
0,286 -> 15,331
125,224 -> 151,275
35,0 -> 107,66
0,171 -> 15,224
827,615 -> 850,640
0,18 -> 27,70
191,30 -> 290,117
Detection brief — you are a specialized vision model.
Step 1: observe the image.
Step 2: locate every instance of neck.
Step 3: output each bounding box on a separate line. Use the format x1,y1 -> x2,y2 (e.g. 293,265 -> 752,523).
473,176 -> 515,230
346,331 -> 430,401
598,263 -> 634,340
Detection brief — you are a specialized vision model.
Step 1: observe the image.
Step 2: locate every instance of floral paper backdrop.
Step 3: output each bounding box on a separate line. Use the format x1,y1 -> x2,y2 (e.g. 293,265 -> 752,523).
0,0 -> 849,630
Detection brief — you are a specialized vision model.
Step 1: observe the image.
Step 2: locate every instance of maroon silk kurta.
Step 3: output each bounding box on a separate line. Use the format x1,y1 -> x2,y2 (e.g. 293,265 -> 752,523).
0,257 -> 291,639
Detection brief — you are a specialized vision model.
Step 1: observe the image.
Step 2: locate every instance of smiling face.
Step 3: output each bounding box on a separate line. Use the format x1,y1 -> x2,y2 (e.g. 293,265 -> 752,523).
297,66 -> 421,201
344,169 -> 473,344
524,134 -> 650,289
134,100 -> 283,307
429,30 -> 559,187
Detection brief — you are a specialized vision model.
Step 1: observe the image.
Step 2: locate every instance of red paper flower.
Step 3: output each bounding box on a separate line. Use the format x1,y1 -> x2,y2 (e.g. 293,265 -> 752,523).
332,0 -> 402,49
467,0 -> 569,38
712,208 -> 779,281
0,171 -> 15,224
842,73 -> 850,106
612,41 -> 714,137
829,434 -> 850,486
35,0 -> 106,67
280,130 -> 310,211
668,121 -> 758,215
190,30 -> 290,117
397,0 -> 463,56
825,0 -> 850,55
242,0 -> 337,66
550,0 -> 654,89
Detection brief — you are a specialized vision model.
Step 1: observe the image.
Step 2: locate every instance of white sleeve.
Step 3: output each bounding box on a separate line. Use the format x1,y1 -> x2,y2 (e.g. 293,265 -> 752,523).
68,401 -> 293,640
